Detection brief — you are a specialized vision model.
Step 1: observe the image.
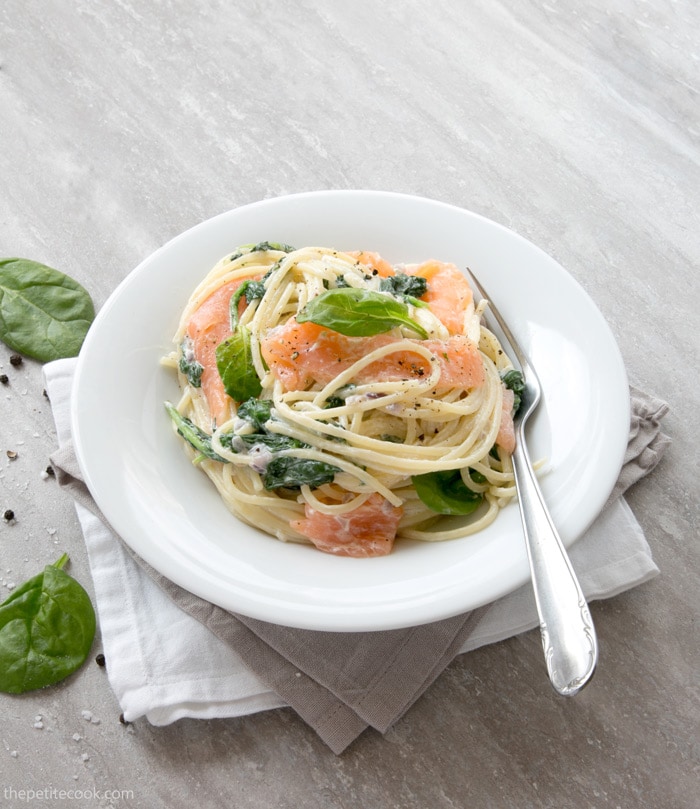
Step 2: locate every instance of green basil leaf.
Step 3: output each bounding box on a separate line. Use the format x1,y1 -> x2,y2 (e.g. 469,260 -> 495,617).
215,327 -> 262,402
0,554 -> 96,694
263,456 -> 339,490
0,258 -> 95,361
165,402 -> 228,462
412,470 -> 484,515
297,287 -> 429,339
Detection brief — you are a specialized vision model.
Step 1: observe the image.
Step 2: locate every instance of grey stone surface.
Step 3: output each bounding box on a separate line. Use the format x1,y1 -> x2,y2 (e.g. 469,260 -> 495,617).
0,1 -> 697,807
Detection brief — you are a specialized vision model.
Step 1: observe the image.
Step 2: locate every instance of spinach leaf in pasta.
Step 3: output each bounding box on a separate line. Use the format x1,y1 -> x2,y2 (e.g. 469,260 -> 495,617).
501,369 -> 526,415
228,241 -> 295,262
178,337 -> 204,387
379,272 -> 428,302
236,397 -> 272,430
216,326 -> 263,402
165,402 -> 228,462
219,432 -> 306,454
262,456 -> 339,491
412,469 -> 483,515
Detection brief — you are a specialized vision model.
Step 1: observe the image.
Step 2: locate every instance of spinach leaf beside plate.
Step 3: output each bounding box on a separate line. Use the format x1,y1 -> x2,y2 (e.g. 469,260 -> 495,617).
0,554 -> 96,694
0,258 -> 95,361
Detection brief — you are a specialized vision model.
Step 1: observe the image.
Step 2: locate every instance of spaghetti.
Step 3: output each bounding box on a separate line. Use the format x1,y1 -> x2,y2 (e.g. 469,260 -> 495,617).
163,243 -> 521,557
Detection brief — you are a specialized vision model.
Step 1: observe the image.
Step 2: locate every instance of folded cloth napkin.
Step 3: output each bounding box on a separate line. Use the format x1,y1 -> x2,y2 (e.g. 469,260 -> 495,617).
44,358 -> 669,753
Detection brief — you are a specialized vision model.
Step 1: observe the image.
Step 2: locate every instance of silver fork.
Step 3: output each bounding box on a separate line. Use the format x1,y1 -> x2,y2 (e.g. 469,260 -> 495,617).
466,268 -> 598,696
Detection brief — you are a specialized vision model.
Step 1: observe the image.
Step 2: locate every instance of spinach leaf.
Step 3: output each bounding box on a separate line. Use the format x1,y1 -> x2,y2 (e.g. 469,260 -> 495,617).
220,432 -> 306,454
178,337 -> 203,387
228,279 -> 267,330
412,469 -> 483,515
468,468 -> 488,485
0,258 -> 95,361
215,326 -> 262,402
501,369 -> 526,415
321,384 -> 355,409
165,402 -> 228,462
229,241 -> 295,261
323,395 -> 346,409
166,396 -> 339,489
297,287 -> 429,339
249,241 -> 295,254
0,554 -> 96,694
243,280 -> 267,303
237,397 -> 272,430
380,273 -> 428,301
262,456 -> 339,490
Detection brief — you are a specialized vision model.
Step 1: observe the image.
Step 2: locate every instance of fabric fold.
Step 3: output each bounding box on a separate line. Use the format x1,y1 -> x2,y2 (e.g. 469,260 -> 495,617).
44,358 -> 667,753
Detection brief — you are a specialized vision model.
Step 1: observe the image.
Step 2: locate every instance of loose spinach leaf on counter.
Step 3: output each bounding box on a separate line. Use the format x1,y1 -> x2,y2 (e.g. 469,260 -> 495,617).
412,469 -> 484,515
215,327 -> 263,402
297,287 -> 429,339
0,554 -> 96,694
0,258 -> 95,361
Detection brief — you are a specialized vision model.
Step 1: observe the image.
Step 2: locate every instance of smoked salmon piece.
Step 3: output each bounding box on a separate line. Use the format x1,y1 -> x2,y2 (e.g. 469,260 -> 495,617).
347,250 -> 396,278
406,260 -> 474,335
291,493 -> 403,557
496,386 -> 516,454
260,319 -> 485,393
185,280 -> 240,425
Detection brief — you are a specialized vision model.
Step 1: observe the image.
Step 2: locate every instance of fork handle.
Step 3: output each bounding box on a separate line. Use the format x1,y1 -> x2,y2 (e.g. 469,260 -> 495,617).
511,442 -> 598,696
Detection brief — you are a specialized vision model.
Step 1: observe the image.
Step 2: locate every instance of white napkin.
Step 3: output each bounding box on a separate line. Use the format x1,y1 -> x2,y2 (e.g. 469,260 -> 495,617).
44,358 -> 662,729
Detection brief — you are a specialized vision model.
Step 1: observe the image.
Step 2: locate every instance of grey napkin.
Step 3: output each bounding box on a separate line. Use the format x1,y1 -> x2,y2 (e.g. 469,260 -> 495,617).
50,386 -> 669,753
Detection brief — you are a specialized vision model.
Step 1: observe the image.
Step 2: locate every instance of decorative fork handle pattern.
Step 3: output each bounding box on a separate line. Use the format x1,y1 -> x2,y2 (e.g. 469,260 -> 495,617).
511,439 -> 598,696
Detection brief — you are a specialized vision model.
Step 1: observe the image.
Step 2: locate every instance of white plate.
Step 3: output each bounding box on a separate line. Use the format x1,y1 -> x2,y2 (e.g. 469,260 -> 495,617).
72,191 -> 629,631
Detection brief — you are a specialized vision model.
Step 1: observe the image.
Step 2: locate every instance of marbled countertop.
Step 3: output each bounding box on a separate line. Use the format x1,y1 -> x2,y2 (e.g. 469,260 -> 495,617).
1,2 -> 697,807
